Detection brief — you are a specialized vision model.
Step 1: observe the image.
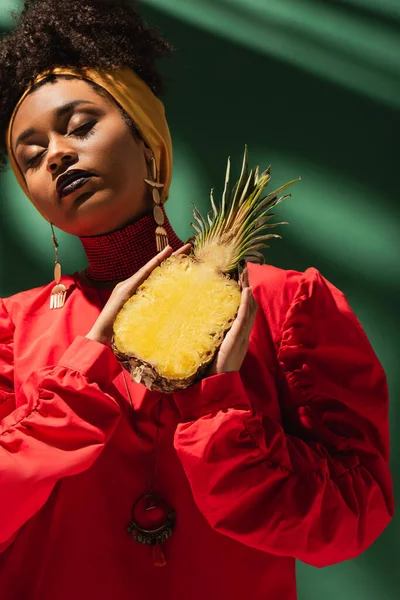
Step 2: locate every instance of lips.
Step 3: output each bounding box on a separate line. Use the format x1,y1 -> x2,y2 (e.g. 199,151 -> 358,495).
56,169 -> 95,198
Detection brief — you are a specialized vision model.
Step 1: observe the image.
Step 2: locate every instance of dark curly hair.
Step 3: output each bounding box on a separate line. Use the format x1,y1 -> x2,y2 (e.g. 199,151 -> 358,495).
0,0 -> 173,167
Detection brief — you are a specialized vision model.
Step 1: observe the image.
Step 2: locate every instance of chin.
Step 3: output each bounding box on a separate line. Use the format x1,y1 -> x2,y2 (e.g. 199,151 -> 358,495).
57,188 -> 146,237
61,192 -> 121,236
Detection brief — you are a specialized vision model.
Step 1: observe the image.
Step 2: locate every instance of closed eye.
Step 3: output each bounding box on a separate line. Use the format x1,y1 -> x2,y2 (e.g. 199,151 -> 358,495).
71,120 -> 97,139
24,120 -> 98,171
25,151 -> 44,170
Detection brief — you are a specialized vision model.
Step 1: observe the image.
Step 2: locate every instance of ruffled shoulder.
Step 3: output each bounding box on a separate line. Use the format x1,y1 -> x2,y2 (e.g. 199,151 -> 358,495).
0,297 -> 14,344
247,262 -> 313,346
275,267 -> 389,459
277,266 -> 375,394
0,298 -> 15,419
2,274 -> 78,329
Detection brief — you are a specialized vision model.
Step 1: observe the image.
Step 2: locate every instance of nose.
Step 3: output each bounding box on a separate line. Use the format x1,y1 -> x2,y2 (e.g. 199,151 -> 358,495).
46,139 -> 78,175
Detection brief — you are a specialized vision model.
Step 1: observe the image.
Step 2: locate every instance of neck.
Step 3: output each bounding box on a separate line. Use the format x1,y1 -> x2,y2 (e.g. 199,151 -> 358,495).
79,209 -> 183,286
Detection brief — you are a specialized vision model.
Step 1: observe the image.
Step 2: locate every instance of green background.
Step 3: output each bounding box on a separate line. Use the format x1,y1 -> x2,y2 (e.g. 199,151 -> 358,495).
0,1 -> 399,598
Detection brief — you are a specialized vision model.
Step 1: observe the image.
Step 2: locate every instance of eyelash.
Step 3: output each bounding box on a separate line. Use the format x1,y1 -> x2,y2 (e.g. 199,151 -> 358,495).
25,121 -> 97,170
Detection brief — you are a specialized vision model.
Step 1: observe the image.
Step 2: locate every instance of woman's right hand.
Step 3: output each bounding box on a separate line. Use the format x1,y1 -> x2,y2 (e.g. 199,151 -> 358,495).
86,243 -> 192,347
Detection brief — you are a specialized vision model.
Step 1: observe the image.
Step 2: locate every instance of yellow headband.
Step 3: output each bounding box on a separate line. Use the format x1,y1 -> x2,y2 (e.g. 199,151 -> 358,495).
6,66 -> 172,219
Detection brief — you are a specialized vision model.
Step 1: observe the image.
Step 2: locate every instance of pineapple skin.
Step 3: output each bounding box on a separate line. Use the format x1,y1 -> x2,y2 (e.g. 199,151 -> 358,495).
111,343 -> 216,393
111,254 -> 241,393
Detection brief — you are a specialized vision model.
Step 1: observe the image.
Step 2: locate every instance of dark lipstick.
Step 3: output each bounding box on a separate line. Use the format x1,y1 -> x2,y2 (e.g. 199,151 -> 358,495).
56,169 -> 95,198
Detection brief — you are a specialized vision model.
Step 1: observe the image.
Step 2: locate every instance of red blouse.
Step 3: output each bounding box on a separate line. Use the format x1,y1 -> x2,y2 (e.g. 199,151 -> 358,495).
0,263 -> 394,600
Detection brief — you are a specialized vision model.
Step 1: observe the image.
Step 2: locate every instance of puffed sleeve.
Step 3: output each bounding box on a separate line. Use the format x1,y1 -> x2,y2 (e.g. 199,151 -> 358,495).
0,298 -> 122,550
173,268 -> 394,567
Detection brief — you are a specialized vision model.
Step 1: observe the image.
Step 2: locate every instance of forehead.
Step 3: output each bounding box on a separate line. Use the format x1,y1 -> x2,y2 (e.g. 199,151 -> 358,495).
11,78 -> 112,145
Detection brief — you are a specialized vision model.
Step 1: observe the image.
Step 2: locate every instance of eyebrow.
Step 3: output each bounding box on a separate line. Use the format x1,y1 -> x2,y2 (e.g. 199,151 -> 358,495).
14,99 -> 96,150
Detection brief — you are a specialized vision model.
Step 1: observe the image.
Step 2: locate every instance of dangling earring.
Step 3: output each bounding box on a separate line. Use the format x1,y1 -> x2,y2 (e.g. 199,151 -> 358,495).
144,156 -> 169,252
49,223 -> 67,309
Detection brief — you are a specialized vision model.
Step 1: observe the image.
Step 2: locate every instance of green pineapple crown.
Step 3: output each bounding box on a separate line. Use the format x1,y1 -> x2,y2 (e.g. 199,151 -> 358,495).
191,146 -> 299,273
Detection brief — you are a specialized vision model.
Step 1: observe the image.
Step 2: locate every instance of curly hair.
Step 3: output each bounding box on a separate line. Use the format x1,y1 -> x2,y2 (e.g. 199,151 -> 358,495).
0,0 -> 173,167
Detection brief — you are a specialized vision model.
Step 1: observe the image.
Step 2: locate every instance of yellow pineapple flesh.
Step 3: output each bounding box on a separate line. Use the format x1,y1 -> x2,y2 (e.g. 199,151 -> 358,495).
112,147 -> 298,392
113,255 -> 241,390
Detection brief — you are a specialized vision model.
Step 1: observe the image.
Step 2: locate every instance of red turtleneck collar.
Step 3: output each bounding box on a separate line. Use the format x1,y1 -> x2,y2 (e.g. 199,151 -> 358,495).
79,209 -> 184,282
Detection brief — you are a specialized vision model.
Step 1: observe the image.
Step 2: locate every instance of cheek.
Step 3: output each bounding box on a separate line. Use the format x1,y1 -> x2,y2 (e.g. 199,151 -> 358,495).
96,126 -> 147,188
26,173 -> 56,215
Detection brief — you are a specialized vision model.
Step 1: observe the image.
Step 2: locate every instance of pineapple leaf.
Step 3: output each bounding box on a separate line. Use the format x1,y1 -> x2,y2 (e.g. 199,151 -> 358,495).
231,145 -> 249,207
210,188 -> 218,218
192,147 -> 299,273
221,156 -> 231,217
191,202 -> 207,237
241,250 -> 265,263
190,221 -> 202,235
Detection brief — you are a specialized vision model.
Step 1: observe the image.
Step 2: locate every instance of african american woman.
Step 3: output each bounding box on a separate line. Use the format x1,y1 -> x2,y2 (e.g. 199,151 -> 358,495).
0,1 -> 394,600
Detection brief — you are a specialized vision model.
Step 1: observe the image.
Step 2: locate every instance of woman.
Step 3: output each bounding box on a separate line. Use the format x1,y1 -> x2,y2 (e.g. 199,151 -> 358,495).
0,1 -> 394,599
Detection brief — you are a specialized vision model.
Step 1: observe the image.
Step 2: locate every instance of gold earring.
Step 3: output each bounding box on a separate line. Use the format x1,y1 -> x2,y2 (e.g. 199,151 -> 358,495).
144,156 -> 169,252
49,223 -> 67,309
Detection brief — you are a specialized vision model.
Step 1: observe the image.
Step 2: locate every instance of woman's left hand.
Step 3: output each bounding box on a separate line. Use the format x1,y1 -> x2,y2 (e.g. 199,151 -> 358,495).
207,267 -> 258,376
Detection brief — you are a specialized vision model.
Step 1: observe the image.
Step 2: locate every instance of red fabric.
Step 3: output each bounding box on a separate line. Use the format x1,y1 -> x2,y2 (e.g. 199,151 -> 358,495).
0,263 -> 394,600
80,208 -> 183,281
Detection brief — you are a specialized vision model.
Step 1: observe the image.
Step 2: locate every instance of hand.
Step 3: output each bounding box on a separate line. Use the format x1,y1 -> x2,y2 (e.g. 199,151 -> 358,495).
207,267 -> 258,376
86,243 -> 192,347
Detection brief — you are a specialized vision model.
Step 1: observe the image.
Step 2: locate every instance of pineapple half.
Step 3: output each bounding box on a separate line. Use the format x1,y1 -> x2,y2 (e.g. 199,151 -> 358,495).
112,147 -> 297,392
